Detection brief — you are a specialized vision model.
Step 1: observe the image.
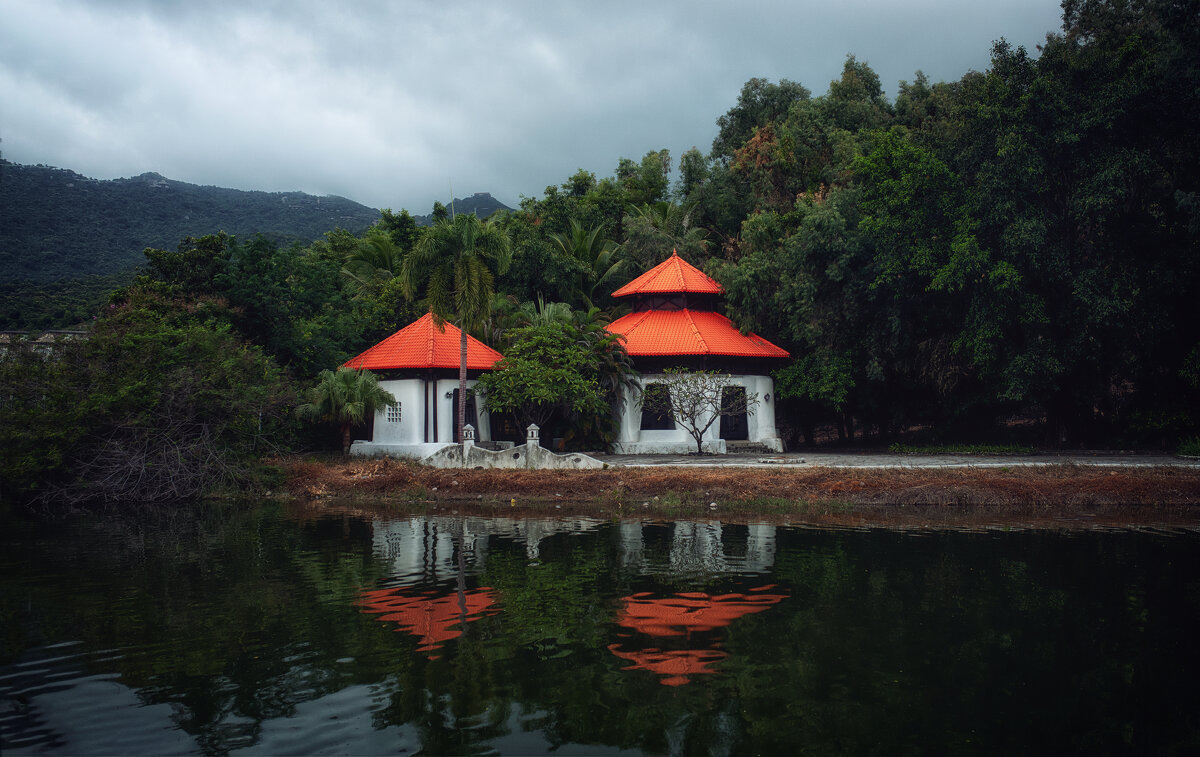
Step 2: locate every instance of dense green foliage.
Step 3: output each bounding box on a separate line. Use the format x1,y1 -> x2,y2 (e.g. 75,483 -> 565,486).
478,321 -> 609,436
706,1 -> 1200,446
0,289 -> 294,509
0,272 -> 135,330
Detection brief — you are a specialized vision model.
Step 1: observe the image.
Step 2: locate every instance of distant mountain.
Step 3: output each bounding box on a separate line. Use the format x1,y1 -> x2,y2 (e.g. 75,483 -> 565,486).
0,161 -> 382,283
412,192 -> 513,226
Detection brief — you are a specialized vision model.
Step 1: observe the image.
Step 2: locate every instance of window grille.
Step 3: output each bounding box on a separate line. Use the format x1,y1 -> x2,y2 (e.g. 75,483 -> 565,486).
387,403 -> 402,423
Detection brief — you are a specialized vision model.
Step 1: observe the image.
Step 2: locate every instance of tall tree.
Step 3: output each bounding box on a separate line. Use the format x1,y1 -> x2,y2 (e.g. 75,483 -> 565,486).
712,78 -> 811,163
377,208 -> 423,251
400,213 -> 512,441
817,54 -> 893,133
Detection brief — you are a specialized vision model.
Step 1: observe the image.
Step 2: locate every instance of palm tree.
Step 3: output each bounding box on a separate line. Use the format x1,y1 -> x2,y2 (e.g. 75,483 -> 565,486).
548,219 -> 624,309
399,213 -> 512,442
516,293 -> 573,328
340,231 -> 402,299
572,307 -> 639,412
297,367 -> 396,455
621,200 -> 709,273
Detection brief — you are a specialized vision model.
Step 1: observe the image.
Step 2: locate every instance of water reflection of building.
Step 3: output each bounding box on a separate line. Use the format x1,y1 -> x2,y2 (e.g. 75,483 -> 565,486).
372,517 -> 778,582
608,587 -> 788,686
359,586 -> 500,659
371,517 -> 608,583
364,516 -> 787,674
619,521 -> 777,577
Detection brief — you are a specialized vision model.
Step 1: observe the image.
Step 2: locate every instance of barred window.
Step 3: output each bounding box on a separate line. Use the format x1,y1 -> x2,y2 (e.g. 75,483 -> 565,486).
387,403 -> 402,423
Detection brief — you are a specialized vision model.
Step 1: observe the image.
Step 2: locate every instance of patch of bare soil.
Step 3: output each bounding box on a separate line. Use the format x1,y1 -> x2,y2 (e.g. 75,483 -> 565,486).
277,457 -> 1200,530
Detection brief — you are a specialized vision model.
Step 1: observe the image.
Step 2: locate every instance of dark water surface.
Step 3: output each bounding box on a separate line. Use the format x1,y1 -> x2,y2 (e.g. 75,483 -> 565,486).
2,505 -> 1198,755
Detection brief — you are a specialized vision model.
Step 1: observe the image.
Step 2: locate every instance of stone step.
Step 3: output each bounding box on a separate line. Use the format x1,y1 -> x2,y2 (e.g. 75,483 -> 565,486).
725,440 -> 773,454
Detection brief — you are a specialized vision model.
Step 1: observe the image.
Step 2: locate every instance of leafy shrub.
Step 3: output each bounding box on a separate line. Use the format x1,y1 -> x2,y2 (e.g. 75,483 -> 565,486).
1,288 -> 295,511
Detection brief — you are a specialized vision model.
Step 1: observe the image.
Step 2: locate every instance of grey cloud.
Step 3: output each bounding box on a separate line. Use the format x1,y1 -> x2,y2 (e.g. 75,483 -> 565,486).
0,0 -> 1063,213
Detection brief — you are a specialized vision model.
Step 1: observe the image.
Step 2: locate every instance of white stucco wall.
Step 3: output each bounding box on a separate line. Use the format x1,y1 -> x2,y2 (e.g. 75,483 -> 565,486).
366,377 -> 491,447
611,373 -> 783,454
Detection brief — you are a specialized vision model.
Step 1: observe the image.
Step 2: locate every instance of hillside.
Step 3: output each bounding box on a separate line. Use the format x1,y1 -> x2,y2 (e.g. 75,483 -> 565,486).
0,161 -> 382,283
412,192 -> 513,225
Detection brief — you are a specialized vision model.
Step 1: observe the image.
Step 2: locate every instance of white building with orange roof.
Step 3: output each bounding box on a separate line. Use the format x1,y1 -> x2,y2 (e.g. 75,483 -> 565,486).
606,251 -> 789,454
344,312 -> 503,458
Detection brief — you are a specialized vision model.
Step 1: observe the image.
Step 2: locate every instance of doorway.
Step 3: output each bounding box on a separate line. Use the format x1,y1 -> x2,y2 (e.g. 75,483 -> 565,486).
719,386 -> 748,440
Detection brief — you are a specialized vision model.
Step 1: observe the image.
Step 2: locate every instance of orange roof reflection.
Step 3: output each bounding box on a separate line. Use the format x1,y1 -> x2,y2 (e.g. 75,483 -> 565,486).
607,645 -> 729,687
609,586 -> 787,686
359,586 -> 500,658
616,587 -> 787,637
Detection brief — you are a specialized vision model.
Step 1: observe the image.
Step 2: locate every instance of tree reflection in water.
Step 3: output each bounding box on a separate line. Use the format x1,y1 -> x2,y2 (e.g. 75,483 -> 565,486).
609,586 -> 788,685
8,510 -> 1199,754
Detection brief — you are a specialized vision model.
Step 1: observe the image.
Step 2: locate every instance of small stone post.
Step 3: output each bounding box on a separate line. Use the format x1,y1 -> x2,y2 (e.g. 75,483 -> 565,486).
526,424 -> 539,448
460,424 -> 475,469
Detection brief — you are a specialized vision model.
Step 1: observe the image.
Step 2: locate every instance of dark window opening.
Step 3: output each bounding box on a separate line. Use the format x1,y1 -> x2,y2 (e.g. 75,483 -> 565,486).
640,383 -> 675,430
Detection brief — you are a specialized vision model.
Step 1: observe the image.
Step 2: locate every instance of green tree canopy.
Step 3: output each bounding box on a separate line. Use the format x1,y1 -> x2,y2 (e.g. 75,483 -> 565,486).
477,321 -> 608,438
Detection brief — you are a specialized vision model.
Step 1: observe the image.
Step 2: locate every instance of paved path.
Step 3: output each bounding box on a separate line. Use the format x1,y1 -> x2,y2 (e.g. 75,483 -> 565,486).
594,450 -> 1199,469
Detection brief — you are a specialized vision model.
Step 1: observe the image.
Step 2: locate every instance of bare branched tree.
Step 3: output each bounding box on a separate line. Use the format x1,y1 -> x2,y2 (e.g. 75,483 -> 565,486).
641,368 -> 759,454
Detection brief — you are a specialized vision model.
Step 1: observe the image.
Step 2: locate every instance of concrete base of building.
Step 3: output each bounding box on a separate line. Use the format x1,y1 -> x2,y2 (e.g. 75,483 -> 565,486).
610,439 -> 727,455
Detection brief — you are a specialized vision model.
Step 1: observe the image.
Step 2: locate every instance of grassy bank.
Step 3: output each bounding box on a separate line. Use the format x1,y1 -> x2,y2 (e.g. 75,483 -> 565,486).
280,456 -> 1200,529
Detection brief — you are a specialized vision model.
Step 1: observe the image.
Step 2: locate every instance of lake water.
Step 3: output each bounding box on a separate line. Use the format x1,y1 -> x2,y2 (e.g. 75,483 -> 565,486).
2,504 -> 1199,755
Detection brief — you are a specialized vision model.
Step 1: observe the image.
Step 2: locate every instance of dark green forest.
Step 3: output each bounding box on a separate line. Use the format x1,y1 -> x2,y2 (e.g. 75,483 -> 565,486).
2,0 -> 1198,508
0,164 -> 383,328
0,163 -> 516,330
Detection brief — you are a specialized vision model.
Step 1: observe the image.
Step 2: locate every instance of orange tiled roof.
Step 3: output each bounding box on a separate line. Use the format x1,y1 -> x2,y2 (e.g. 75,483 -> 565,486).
612,250 -> 724,297
606,309 -> 790,358
343,312 -> 503,371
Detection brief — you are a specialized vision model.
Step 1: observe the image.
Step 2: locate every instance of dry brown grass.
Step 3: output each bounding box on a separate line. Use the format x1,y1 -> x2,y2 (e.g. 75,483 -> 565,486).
275,456 -> 1200,529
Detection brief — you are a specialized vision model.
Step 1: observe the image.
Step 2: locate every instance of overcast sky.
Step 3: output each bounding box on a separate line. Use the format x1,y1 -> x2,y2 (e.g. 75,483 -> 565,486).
1,0 -> 1064,213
